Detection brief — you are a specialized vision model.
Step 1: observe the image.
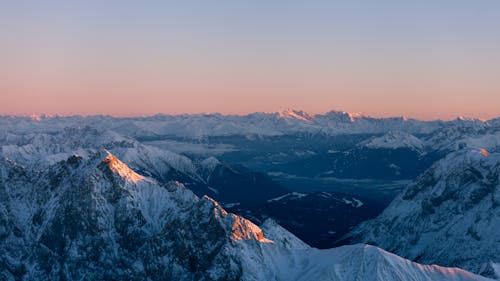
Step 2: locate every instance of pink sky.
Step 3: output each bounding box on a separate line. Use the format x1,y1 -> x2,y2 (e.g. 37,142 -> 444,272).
1,1 -> 499,120
3,50 -> 499,120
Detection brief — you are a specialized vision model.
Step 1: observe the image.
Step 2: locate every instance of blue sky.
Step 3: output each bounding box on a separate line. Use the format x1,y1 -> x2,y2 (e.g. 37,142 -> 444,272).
2,1 -> 499,119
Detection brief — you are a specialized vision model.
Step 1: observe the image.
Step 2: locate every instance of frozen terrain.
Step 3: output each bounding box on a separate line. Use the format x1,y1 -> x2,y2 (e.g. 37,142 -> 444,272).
0,151 -> 492,281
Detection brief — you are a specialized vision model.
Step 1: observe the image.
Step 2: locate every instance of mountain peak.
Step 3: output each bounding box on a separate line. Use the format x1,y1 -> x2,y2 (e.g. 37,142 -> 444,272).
230,215 -> 273,243
346,111 -> 368,121
101,150 -> 144,183
277,108 -> 314,122
29,113 -> 63,121
359,130 -> 424,151
321,110 -> 369,122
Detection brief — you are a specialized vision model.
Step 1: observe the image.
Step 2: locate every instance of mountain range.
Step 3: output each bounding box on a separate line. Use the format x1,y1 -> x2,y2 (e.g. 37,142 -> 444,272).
2,109 -> 496,138
0,111 -> 499,280
0,151 -> 492,280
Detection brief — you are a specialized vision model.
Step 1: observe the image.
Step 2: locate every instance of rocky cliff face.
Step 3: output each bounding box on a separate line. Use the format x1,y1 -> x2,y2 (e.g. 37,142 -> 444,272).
0,151 -> 261,280
0,151 -> 492,280
347,149 -> 500,278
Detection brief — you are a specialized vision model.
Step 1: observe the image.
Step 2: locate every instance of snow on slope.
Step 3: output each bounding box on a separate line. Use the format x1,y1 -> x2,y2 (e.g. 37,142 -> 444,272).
267,192 -> 364,208
347,149 -> 500,278
0,126 -> 130,165
1,110 -> 496,140
0,111 -> 461,138
0,152 -> 265,280
263,244 -> 491,281
0,126 -> 199,179
458,132 -> 500,152
260,218 -> 310,250
277,109 -> 315,123
0,152 -> 491,281
359,131 -> 424,151
424,121 -> 492,152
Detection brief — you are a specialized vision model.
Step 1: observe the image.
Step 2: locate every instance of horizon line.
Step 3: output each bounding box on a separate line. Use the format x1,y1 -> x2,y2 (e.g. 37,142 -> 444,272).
0,110 -> 496,122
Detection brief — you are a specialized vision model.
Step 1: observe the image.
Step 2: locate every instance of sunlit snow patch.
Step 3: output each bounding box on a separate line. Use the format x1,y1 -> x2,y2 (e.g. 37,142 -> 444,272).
103,151 -> 144,183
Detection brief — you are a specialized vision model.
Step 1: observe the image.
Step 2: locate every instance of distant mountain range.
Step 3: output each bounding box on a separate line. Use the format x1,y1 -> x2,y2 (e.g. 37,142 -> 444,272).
1,109 -> 497,138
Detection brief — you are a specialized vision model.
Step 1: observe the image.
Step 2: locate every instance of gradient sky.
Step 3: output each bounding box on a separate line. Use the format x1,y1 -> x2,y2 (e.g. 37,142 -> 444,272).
1,1 -> 499,120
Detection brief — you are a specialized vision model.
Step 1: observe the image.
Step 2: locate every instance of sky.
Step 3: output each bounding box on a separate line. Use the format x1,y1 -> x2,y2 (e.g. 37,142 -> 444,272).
1,1 -> 499,120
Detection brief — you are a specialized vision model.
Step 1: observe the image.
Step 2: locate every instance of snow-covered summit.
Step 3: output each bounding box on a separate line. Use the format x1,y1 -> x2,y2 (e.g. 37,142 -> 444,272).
102,151 -> 146,183
277,109 -> 314,122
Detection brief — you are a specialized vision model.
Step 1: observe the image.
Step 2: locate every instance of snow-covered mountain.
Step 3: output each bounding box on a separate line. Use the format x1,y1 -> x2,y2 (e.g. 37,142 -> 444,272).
346,149 -> 500,278
424,121 -> 492,152
1,110 -> 488,138
0,126 -> 291,209
0,126 -> 200,183
359,131 -> 425,152
1,112 -> 499,278
277,109 -> 315,123
0,152 -> 491,281
428,129 -> 500,153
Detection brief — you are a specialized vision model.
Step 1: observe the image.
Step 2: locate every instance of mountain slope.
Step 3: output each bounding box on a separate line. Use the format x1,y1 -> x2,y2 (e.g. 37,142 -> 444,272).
0,152 -> 490,281
0,151 -> 271,280
359,131 -> 425,152
346,149 -> 500,278
0,126 -> 288,208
